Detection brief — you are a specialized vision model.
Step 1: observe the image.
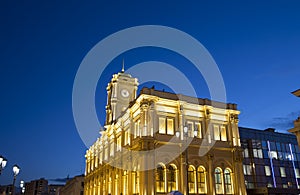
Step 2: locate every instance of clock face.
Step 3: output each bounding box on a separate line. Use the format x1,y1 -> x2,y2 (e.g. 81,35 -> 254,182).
121,89 -> 129,98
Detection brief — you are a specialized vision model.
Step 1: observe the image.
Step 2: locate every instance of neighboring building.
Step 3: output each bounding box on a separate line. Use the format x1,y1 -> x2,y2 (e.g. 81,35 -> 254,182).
24,178 -> 48,195
59,175 -> 84,195
48,184 -> 63,195
85,70 -> 247,195
239,127 -> 300,194
289,89 -> 300,147
0,185 -> 13,195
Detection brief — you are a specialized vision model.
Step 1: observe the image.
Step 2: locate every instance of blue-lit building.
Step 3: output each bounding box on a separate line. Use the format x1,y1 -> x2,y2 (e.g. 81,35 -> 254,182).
239,127 -> 300,194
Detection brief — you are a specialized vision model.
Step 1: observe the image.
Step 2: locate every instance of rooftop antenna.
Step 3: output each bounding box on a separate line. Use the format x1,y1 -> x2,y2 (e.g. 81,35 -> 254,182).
121,59 -> 125,73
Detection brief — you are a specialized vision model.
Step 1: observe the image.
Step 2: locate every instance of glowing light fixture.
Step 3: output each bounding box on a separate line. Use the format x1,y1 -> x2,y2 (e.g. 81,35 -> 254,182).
0,156 -> 7,175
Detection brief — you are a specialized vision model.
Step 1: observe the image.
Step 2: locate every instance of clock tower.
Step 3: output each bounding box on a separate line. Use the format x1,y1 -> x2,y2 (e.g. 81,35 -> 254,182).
105,65 -> 138,125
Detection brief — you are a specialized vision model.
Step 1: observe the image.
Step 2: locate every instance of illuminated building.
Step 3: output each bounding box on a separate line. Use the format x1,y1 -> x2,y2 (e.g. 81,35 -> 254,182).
240,127 -> 300,194
84,70 -> 247,195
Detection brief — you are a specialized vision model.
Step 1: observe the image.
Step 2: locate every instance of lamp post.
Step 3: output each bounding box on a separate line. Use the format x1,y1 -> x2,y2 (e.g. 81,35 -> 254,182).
11,164 -> 20,195
176,124 -> 198,195
20,180 -> 25,194
0,156 -> 7,175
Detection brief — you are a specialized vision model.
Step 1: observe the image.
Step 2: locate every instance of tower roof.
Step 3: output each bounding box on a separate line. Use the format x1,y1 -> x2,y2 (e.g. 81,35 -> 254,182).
292,89 -> 300,97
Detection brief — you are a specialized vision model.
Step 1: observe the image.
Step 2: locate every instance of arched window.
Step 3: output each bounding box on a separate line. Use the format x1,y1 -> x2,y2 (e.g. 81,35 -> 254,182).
224,168 -> 233,194
188,165 -> 196,193
215,168 -> 223,194
197,166 -> 206,193
167,164 -> 177,192
156,164 -> 166,192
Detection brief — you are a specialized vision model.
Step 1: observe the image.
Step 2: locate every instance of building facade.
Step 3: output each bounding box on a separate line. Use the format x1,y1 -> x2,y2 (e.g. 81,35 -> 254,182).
24,178 -> 48,195
59,175 -> 84,195
84,71 -> 247,195
289,89 -> 300,147
239,127 -> 300,194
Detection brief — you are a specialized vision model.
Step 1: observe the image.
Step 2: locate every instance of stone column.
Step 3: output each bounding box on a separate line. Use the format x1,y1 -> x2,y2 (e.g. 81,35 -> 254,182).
233,147 -> 247,195
207,153 -> 214,195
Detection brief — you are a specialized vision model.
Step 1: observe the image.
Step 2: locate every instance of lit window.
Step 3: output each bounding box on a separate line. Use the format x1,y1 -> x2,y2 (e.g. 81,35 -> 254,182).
269,151 -> 278,159
295,168 -> 300,178
99,152 -> 103,164
167,118 -> 174,135
220,126 -> 227,141
265,166 -> 271,176
167,165 -> 177,192
224,168 -> 233,194
187,121 -> 194,137
197,166 -> 206,193
215,168 -> 223,194
156,164 -> 166,193
159,117 -> 174,135
134,120 -> 140,138
213,125 -> 227,141
110,142 -> 114,157
243,165 -> 252,175
283,184 -> 288,188
117,136 -> 122,151
195,122 -> 202,138
243,148 -> 249,158
258,149 -> 263,158
124,130 -> 130,145
159,117 -> 166,134
253,149 -> 258,158
104,148 -> 108,160
280,167 -> 286,177
188,165 -> 196,193
214,125 -> 220,141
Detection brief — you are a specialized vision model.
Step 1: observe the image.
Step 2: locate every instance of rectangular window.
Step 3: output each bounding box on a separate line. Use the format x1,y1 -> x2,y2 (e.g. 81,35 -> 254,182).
99,152 -> 103,164
134,121 -> 140,138
104,148 -> 108,160
187,121 -> 194,137
253,149 -> 258,158
243,165 -> 252,175
295,168 -> 300,178
280,167 -> 286,177
265,166 -> 271,176
214,125 -> 220,141
195,122 -> 202,138
110,142 -> 114,156
159,117 -> 166,134
213,124 -> 227,141
167,118 -> 174,135
258,149 -> 263,158
243,148 -> 249,158
220,126 -> 227,141
124,130 -> 130,145
117,136 -> 122,151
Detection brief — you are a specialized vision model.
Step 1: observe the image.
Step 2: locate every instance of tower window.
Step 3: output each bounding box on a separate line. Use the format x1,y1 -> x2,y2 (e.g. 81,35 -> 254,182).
213,124 -> 227,141
158,117 -> 175,135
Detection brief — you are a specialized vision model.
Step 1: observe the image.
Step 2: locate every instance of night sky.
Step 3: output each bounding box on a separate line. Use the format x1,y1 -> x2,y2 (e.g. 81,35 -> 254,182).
1,0 -> 300,185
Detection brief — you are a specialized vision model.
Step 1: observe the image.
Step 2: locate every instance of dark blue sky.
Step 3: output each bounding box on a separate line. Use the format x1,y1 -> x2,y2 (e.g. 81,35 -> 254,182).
1,0 -> 300,185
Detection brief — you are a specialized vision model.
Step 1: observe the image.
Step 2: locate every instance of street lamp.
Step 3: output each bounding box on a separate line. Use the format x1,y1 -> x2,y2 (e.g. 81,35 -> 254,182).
11,164 -> 20,195
20,180 -> 25,194
176,124 -> 198,195
0,156 -> 8,175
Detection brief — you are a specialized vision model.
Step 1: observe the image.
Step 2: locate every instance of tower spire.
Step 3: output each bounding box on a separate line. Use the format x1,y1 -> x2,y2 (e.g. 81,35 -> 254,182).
121,59 -> 125,73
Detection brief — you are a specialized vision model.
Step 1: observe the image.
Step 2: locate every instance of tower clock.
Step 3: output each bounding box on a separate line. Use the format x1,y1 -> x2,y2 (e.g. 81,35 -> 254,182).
105,68 -> 138,125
